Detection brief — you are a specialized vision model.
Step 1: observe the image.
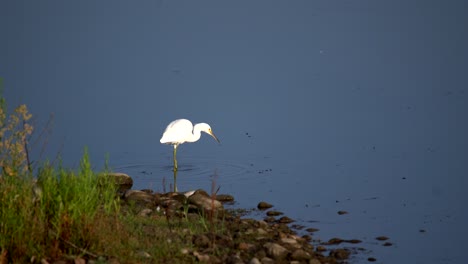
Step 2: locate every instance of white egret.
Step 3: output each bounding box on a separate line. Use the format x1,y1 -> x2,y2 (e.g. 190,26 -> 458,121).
160,119 -> 220,171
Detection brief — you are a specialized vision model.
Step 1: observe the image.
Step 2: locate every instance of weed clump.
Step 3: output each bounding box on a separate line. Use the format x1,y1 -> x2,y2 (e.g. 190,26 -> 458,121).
0,89 -> 121,262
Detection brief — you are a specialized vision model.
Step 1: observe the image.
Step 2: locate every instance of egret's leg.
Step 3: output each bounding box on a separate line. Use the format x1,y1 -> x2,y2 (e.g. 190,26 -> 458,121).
173,169 -> 178,192
173,145 -> 178,171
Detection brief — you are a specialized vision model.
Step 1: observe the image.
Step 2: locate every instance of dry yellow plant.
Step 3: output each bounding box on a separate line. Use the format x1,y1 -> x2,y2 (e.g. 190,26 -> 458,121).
0,103 -> 33,176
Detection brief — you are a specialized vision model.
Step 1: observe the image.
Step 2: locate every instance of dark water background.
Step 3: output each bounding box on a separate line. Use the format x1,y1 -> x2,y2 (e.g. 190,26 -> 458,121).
1,1 -> 467,263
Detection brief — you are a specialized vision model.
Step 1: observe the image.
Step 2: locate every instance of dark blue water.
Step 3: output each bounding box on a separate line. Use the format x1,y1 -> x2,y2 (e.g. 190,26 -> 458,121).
1,1 -> 467,263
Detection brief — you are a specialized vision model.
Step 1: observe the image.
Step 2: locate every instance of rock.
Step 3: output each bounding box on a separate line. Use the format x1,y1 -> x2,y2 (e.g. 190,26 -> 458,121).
226,253 -> 243,264
278,216 -> 294,224
264,216 -> 276,223
368,257 -> 377,262
316,245 -> 326,252
138,208 -> 153,217
263,242 -> 289,260
305,227 -> 319,233
375,236 -> 389,241
281,237 -> 299,248
257,228 -> 268,235
309,259 -> 321,264
239,242 -> 255,251
193,234 -> 211,248
291,224 -> 305,230
193,251 -> 210,262
103,172 -> 133,193
346,239 -> 362,244
248,257 -> 261,264
325,237 -> 344,245
291,249 -> 311,261
160,197 -> 183,211
136,250 -> 151,258
124,190 -> 155,207
266,210 -> 283,216
329,248 -> 350,259
260,257 -> 275,264
216,194 -> 235,203
74,258 -> 86,264
337,210 -> 348,215
188,189 -> 224,214
257,201 -> 273,210
257,220 -> 269,229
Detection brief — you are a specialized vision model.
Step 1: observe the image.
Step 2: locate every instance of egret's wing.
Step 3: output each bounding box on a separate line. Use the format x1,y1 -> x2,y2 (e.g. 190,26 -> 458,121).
160,119 -> 193,144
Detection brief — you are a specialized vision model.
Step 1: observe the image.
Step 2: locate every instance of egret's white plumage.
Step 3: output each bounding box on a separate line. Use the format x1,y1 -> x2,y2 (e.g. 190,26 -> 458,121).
160,119 -> 220,171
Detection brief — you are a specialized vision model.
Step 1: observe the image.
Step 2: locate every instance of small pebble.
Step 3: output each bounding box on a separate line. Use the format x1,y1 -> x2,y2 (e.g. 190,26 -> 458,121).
266,210 -> 283,216
346,239 -> 362,244
326,238 -> 344,245
278,216 -> 294,224
376,236 -> 389,241
216,194 -> 235,203
316,245 -> 326,252
257,201 -> 273,210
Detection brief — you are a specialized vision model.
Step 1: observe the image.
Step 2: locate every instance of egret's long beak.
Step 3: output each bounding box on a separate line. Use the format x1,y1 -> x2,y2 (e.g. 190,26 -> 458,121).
209,130 -> 220,143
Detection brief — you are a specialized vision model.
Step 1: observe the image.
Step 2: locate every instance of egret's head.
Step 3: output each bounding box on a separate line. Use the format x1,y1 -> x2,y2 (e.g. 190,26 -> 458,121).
198,123 -> 220,143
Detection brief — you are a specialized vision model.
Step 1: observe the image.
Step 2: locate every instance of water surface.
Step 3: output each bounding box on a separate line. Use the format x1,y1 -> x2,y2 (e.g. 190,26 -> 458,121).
1,1 -> 467,263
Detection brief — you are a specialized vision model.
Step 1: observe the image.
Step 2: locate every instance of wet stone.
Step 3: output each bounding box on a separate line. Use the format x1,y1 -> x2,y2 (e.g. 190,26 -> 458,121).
306,227 -> 319,233
316,246 -> 326,252
277,216 -> 294,224
329,248 -> 350,260
216,194 -> 235,203
301,234 -> 312,242
376,236 -> 389,241
291,224 -> 305,230
266,210 -> 283,216
291,249 -> 311,261
257,201 -> 273,210
325,237 -> 344,245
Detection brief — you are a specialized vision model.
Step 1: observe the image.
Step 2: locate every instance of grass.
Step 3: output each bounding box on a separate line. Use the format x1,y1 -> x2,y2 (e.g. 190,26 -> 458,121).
0,149 -> 119,262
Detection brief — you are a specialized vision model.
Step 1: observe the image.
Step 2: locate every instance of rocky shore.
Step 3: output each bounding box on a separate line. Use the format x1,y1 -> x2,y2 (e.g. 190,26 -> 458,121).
107,172 -> 365,263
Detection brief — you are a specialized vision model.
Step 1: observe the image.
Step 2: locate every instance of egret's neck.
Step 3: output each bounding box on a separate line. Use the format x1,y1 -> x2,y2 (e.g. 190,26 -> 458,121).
186,124 -> 203,143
